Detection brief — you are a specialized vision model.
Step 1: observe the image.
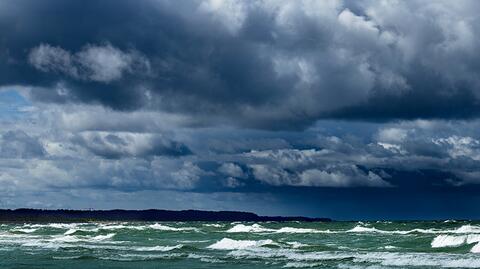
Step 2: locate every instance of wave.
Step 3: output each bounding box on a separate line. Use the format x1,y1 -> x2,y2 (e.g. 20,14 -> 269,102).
229,248 -> 480,268
226,224 -> 275,233
286,241 -> 310,249
90,233 -> 115,241
99,224 -> 145,231
11,228 -> 37,233
35,223 -> 79,229
203,223 -> 224,228
472,242 -> 480,253
134,244 -> 183,252
226,224 -> 332,234
347,225 -> 480,235
431,234 -> 480,253
347,225 -> 411,234
207,238 -> 276,250
49,233 -> 115,244
283,262 -> 323,268
99,253 -> 182,261
148,223 -> 198,232
276,227 -> 331,234
187,254 -> 223,264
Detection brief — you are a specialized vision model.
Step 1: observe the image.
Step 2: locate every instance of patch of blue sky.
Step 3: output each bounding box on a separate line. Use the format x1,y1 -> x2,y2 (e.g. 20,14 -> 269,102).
0,88 -> 33,120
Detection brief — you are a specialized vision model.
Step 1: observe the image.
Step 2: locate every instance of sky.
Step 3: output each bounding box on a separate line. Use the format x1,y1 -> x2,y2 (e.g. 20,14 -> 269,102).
1,0 -> 480,220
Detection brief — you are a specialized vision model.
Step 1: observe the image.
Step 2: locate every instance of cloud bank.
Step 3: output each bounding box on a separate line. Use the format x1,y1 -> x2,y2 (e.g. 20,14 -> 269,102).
1,0 -> 480,218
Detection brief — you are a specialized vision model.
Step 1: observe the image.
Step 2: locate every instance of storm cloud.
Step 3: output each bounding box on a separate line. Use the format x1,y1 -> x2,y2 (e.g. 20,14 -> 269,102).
1,0 -> 480,128
1,0 -> 480,218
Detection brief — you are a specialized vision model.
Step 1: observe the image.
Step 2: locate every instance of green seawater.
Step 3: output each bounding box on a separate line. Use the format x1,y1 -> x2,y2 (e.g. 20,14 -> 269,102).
1,221 -> 480,268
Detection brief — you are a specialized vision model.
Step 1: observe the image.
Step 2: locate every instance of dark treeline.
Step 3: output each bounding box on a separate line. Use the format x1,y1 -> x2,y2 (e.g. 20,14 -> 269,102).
0,209 -> 331,222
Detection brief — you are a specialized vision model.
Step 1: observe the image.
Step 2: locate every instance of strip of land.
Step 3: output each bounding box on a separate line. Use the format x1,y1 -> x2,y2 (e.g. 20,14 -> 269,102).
0,209 -> 331,222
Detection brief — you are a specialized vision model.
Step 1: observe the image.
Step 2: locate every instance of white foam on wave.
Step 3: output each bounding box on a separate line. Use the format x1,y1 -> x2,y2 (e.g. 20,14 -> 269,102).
47,223 -> 79,229
50,233 -> 115,243
203,223 -> 224,228
134,244 -> 183,252
207,238 -> 275,250
226,224 -> 275,233
276,227 -> 330,234
64,229 -> 77,235
353,252 -> 480,268
99,253 -> 182,261
91,233 -> 115,241
431,235 -> 467,248
286,241 -> 309,249
149,223 -> 198,232
431,234 -> 480,248
471,242 -> 480,253
227,224 -> 331,234
11,228 -> 37,233
453,225 -> 480,234
347,224 -> 480,235
100,224 -> 145,231
347,225 -> 407,234
229,248 -> 480,268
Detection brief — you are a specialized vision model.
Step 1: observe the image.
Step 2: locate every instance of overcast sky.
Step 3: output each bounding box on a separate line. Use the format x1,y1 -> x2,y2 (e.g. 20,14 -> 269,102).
1,0 -> 480,219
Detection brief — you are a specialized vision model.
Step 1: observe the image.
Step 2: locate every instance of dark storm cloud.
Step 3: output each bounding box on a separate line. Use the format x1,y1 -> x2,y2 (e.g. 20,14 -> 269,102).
72,132 -> 192,159
2,0 -> 480,129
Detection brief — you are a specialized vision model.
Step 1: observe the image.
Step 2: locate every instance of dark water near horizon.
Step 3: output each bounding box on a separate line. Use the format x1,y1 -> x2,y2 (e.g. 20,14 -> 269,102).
1,221 -> 480,268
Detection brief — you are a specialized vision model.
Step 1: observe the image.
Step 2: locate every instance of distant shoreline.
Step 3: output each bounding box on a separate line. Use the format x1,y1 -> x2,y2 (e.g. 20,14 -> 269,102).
0,208 -> 332,222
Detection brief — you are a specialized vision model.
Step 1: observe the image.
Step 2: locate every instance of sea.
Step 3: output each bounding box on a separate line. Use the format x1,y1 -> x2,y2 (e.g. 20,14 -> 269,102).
1,221 -> 480,268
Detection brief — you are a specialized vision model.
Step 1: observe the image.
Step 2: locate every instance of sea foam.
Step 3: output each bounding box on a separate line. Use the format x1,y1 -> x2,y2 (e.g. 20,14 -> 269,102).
226,224 -> 275,233
149,224 -> 198,232
207,238 -> 275,250
134,244 -> 183,252
226,224 -> 330,234
431,234 -> 480,248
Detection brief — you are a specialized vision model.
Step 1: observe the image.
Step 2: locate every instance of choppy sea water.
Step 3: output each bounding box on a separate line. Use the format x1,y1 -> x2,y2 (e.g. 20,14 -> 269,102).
1,221 -> 480,268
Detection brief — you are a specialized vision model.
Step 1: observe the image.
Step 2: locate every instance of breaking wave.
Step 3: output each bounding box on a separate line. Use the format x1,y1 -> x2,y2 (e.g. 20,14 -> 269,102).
207,238 -> 276,250
347,224 -> 480,235
431,234 -> 480,253
134,244 -> 183,252
226,224 -> 332,234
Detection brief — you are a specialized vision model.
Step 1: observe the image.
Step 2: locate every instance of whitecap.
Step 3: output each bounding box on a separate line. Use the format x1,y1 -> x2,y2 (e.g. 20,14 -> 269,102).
286,242 -> 309,249
452,225 -> 480,234
64,229 -> 77,235
276,227 -> 331,234
431,234 -> 480,248
149,223 -> 198,231
203,223 -> 224,228
471,242 -> 480,253
99,253 -> 181,261
226,224 -> 275,233
90,233 -> 115,241
134,244 -> 183,252
229,249 -> 480,268
100,224 -> 145,231
207,238 -> 275,250
11,228 -> 37,233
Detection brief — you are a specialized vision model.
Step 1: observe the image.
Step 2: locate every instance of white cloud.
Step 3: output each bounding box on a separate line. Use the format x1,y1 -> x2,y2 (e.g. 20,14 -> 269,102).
198,0 -> 247,34
377,127 -> 408,143
218,162 -> 246,178
29,43 -> 150,83
434,136 -> 480,160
